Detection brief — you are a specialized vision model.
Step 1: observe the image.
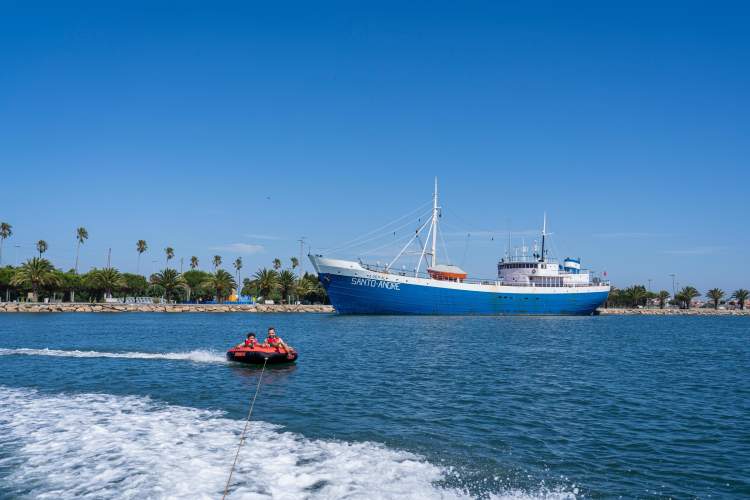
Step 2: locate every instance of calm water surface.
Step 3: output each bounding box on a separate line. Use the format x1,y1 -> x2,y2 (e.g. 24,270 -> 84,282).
0,313 -> 748,499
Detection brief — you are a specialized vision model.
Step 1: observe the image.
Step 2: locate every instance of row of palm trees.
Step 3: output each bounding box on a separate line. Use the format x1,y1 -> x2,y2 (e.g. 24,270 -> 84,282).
1,250 -> 326,304
607,285 -> 749,310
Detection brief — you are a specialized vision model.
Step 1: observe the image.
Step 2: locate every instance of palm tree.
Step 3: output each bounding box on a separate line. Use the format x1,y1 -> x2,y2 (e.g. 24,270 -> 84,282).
290,257 -> 299,270
150,269 -> 187,302
272,258 -> 282,271
675,286 -> 700,309
233,257 -> 243,292
0,222 -> 12,266
241,277 -> 255,297
294,277 -> 313,303
87,267 -> 125,299
731,289 -> 749,310
36,240 -> 48,258
278,269 -> 296,303
253,268 -> 279,300
657,290 -> 670,309
11,257 -> 61,302
74,227 -> 88,274
213,255 -> 222,271
136,240 -> 148,274
706,288 -> 724,310
164,247 -> 175,269
190,256 -> 199,269
202,270 -> 236,303
624,285 -> 648,308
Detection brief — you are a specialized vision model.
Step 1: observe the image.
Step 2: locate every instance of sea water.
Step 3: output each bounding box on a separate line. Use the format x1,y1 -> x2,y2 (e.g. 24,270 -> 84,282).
0,313 -> 748,498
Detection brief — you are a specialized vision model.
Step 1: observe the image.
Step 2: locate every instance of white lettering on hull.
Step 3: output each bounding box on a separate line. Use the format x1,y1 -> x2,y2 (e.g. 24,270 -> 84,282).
351,277 -> 400,290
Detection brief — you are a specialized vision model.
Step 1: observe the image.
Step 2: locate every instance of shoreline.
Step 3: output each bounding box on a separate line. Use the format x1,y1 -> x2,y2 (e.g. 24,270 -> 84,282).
597,307 -> 749,316
0,303 -> 748,315
0,303 -> 334,313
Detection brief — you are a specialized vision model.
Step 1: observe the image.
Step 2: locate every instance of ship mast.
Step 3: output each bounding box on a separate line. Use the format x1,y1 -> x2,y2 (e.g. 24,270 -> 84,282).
540,212 -> 547,262
430,177 -> 438,268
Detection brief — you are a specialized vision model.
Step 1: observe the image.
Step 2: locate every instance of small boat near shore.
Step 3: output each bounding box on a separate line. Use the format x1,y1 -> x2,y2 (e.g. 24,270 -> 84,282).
226,345 -> 298,365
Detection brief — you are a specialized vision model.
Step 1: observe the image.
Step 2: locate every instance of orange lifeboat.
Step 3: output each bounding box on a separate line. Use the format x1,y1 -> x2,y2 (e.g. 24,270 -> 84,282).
427,264 -> 467,282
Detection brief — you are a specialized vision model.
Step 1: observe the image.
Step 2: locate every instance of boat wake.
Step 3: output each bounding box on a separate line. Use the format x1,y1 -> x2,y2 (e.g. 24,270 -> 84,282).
0,348 -> 226,364
0,387 -> 575,499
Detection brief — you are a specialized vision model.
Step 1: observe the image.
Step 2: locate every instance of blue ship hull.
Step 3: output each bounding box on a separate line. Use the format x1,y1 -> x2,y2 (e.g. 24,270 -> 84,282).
319,273 -> 609,315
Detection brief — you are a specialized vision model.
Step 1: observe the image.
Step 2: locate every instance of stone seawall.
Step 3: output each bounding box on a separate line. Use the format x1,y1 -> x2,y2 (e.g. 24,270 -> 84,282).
0,303 -> 334,313
597,308 -> 749,316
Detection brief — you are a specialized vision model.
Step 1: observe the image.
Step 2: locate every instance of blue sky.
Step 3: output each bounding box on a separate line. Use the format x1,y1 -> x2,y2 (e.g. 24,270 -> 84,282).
1,1 -> 748,292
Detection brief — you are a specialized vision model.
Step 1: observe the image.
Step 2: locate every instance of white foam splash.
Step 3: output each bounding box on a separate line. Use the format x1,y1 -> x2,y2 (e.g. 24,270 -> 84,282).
0,387 -> 575,500
0,348 -> 226,364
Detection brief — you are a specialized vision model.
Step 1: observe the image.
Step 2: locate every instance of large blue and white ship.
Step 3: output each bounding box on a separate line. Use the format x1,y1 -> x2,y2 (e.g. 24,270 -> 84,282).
309,180 -> 610,315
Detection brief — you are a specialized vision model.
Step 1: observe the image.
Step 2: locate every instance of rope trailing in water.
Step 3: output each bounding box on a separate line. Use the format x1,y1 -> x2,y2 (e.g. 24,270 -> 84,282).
222,357 -> 268,500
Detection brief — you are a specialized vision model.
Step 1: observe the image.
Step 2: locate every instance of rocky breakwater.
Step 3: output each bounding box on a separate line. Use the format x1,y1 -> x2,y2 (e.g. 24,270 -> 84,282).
0,303 -> 334,313
598,308 -> 749,316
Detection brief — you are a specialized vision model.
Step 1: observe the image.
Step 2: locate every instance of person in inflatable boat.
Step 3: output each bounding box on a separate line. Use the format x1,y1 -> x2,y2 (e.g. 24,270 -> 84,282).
241,332 -> 257,348
265,327 -> 287,351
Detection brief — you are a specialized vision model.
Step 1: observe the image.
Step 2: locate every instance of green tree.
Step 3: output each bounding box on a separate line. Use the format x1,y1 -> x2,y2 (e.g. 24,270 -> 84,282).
675,286 -> 700,309
706,288 -> 724,310
11,258 -> 61,302
86,267 -> 125,299
190,256 -> 199,269
272,258 -> 282,271
202,270 -> 236,303
165,247 -> 175,269
731,289 -> 749,310
136,240 -> 148,274
122,273 -> 149,297
233,257 -> 243,290
74,227 -> 88,274
0,222 -> 12,266
71,227 -> 89,302
290,257 -> 299,270
278,269 -> 296,303
241,277 -> 256,297
253,268 -> 279,300
182,269 -> 211,302
623,285 -> 648,308
657,290 -> 670,309
294,277 -> 313,302
147,284 -> 165,299
1,265 -> 17,301
212,255 -> 222,270
150,269 -> 187,302
36,240 -> 48,258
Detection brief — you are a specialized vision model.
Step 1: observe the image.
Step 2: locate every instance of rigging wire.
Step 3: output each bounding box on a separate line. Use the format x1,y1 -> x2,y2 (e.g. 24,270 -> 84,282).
321,201 -> 432,254
460,233 -> 471,268
222,358 -> 268,500
358,229 -> 420,261
326,208 -> 433,256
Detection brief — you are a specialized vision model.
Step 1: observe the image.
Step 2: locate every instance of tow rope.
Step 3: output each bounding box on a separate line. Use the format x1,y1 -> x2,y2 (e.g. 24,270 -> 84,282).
222,357 -> 268,499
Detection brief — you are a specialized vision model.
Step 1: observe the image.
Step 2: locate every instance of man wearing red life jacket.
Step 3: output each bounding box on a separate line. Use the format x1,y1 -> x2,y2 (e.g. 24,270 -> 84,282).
265,327 -> 286,351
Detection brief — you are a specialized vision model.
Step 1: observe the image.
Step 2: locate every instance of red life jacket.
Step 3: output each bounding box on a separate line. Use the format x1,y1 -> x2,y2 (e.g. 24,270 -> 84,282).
244,338 -> 256,347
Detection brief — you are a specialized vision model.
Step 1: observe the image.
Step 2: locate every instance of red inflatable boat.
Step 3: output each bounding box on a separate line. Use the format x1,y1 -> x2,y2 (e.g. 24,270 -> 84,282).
226,345 -> 298,365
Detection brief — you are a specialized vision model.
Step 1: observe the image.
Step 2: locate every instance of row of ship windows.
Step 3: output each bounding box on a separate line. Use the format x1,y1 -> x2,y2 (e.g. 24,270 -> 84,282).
500,263 -> 552,269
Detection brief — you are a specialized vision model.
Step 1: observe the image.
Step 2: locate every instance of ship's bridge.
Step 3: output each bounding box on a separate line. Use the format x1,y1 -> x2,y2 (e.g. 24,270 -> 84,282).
497,256 -> 592,286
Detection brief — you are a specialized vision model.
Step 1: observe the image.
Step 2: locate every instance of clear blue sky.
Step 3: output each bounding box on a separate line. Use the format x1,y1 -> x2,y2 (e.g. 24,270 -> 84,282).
1,1 -> 748,292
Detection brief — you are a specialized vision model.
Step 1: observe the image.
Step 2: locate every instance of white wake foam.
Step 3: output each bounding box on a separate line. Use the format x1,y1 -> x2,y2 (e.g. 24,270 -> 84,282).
0,348 -> 226,364
0,387 -> 574,500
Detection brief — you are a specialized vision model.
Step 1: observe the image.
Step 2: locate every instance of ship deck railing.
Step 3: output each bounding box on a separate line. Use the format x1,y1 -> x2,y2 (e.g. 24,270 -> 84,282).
360,263 -> 609,288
